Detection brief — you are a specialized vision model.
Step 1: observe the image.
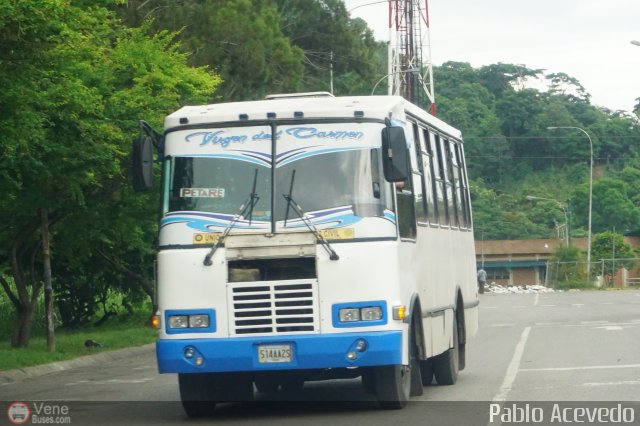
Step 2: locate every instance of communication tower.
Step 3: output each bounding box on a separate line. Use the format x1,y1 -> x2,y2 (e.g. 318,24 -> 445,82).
388,0 -> 435,114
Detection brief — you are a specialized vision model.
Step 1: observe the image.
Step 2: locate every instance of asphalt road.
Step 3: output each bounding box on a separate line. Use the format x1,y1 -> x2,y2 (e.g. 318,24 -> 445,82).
2,290 -> 640,425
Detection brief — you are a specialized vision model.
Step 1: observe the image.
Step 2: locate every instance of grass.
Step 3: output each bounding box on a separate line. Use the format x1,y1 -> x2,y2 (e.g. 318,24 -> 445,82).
0,277 -> 159,371
0,321 -> 157,371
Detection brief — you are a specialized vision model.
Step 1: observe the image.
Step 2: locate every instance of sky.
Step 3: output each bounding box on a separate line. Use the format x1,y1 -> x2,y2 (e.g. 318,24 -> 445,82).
344,0 -> 640,112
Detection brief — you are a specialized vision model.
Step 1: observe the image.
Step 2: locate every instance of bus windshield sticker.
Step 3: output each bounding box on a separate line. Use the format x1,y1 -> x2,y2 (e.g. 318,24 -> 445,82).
193,233 -> 220,244
180,188 -> 226,198
318,228 -> 355,240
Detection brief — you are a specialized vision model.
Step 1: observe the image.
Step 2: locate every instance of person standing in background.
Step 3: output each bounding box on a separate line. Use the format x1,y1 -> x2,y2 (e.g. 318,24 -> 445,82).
477,268 -> 487,294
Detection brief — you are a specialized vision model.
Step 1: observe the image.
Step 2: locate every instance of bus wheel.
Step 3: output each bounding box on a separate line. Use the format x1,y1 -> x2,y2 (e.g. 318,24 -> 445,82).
434,314 -> 459,385
375,323 -> 422,409
420,359 -> 434,385
361,368 -> 377,394
409,322 -> 423,397
178,373 -> 218,418
374,364 -> 410,409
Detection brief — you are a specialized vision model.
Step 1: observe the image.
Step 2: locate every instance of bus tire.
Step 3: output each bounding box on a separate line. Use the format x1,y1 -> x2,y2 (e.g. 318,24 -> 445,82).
420,359 -> 434,385
409,322 -> 424,397
361,368 -> 377,394
375,323 -> 421,409
178,373 -> 218,418
374,364 -> 410,409
433,314 -> 459,385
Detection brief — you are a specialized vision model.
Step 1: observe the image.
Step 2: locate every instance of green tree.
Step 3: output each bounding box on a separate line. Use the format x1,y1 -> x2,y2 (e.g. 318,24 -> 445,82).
547,244 -> 584,287
0,1 -> 216,346
571,178 -> 640,234
275,0 -> 385,95
119,0 -> 305,100
591,231 -> 637,285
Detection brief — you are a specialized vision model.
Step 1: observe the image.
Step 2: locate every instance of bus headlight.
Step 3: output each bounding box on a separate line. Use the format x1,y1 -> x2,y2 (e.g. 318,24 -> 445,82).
333,301 -> 387,327
360,306 -> 383,321
339,308 -> 361,322
188,314 -> 210,328
168,315 -> 189,329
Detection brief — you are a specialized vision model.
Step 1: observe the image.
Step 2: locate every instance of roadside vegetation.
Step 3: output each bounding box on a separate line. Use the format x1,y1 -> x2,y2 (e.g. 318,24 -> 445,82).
0,290 -> 155,371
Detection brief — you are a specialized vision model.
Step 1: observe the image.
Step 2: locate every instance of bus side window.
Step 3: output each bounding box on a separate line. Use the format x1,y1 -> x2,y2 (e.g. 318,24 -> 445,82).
447,140 -> 462,228
454,142 -> 472,228
422,128 -> 438,224
441,137 -> 458,227
411,122 -> 427,223
433,134 -> 449,225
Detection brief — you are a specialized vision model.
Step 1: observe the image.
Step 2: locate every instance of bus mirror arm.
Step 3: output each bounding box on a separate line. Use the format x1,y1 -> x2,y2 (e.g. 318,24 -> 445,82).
282,194 -> 339,261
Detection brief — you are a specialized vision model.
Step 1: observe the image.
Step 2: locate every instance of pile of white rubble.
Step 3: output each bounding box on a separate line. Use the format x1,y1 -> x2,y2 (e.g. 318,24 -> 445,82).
485,283 -> 556,294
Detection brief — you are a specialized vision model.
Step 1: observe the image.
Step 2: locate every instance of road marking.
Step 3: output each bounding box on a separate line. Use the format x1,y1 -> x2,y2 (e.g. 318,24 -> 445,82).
65,380 -> 89,386
493,326 -> 531,402
533,321 -> 636,328
583,380 -> 640,387
482,306 -> 498,309
595,325 -> 625,331
571,303 -> 584,307
520,364 -> 640,372
540,304 -> 556,307
66,378 -> 153,386
581,320 -> 608,324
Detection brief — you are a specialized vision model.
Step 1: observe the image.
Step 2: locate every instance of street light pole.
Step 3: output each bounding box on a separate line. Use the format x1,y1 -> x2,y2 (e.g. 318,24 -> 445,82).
547,126 -> 594,279
371,68 -> 420,95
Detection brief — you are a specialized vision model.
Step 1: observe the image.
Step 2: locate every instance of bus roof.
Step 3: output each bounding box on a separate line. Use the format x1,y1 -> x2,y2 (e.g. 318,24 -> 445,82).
165,95 -> 462,140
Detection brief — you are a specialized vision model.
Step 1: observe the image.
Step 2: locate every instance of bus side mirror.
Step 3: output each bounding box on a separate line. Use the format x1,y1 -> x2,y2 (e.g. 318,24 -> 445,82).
132,135 -> 154,192
381,127 -> 409,182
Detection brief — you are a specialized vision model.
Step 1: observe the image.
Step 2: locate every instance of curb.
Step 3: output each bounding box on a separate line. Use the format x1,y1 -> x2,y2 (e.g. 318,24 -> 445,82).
0,343 -> 155,385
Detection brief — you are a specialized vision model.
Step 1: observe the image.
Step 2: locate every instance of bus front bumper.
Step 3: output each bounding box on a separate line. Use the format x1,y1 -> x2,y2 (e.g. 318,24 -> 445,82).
156,331 -> 402,374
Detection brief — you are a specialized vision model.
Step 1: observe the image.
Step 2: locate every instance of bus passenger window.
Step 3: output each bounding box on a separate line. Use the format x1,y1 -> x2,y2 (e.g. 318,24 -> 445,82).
434,134 -> 449,225
422,128 -> 438,224
412,123 -> 427,223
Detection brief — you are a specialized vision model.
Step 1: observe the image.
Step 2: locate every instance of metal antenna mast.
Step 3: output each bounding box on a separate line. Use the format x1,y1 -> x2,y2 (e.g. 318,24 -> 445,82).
388,0 -> 435,114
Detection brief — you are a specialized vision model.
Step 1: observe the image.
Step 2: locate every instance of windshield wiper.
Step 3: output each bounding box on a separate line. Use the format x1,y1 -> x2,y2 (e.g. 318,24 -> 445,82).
203,169 -> 260,266
283,170 -> 339,261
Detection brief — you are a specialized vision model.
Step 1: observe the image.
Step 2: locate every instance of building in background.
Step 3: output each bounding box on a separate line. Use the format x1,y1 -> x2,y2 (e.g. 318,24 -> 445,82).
475,237 -> 640,287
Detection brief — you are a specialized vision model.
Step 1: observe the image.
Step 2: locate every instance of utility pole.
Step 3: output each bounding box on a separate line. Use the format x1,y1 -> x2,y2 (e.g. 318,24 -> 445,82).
329,50 -> 334,95
612,226 -> 616,286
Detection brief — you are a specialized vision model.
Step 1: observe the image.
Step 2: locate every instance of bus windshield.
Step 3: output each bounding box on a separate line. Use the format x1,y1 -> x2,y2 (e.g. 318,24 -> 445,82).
167,148 -> 392,225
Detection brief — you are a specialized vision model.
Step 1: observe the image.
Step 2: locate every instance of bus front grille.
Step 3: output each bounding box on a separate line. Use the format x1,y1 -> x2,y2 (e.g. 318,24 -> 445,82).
228,280 -> 319,335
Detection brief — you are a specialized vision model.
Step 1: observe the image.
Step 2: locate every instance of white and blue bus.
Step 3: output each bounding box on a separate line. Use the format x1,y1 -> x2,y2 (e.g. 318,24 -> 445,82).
133,93 -> 478,416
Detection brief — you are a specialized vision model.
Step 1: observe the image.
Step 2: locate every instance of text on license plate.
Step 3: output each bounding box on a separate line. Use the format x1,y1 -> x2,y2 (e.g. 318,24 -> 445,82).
257,344 -> 293,363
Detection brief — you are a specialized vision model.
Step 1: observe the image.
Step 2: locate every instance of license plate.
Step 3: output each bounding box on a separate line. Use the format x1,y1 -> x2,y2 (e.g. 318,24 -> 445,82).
257,344 -> 293,363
